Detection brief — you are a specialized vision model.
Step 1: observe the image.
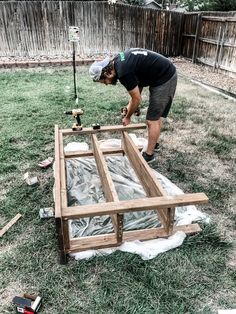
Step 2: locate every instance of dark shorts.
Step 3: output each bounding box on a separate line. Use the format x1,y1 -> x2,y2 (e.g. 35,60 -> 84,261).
146,72 -> 177,120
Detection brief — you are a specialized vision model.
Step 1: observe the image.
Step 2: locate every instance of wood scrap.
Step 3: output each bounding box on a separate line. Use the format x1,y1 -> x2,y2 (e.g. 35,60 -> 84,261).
0,213 -> 22,237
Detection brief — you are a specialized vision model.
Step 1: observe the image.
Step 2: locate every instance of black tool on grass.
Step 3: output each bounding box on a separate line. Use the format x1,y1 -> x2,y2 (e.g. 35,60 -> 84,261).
92,123 -> 101,130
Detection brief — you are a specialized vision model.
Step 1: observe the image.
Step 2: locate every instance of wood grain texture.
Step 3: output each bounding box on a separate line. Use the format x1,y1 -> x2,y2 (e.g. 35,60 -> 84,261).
121,131 -> 167,228
63,193 -> 209,219
61,123 -> 146,136
91,133 -> 123,243
68,223 -> 202,253
0,214 -> 22,237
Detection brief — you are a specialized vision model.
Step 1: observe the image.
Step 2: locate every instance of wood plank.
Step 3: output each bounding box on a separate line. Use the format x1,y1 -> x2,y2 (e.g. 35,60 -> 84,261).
62,219 -> 70,252
54,124 -> 61,219
54,125 -> 67,264
91,133 -> 123,243
202,16 -> 236,22
122,223 -> 201,242
59,131 -> 67,209
91,134 -> 119,203
61,123 -> 146,136
166,207 -> 175,236
68,223 -> 201,253
55,217 -> 67,264
63,193 -> 209,219
65,147 -> 144,159
192,13 -> 202,63
218,22 -> 228,70
198,37 -> 236,49
121,131 -> 167,228
65,148 -> 125,159
196,58 -> 236,74
69,233 -> 118,252
122,132 -> 166,197
213,25 -> 223,70
59,131 -> 70,252
0,214 -> 22,237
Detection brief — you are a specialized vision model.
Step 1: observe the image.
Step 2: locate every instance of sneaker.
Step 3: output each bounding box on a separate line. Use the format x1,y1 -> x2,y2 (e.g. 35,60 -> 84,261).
142,152 -> 155,163
154,143 -> 160,152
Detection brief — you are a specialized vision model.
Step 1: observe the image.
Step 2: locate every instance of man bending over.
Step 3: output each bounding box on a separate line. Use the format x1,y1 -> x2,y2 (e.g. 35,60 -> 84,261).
89,48 -> 177,163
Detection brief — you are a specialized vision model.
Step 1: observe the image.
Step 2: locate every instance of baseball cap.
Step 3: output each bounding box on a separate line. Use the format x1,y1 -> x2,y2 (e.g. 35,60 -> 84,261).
89,57 -> 110,81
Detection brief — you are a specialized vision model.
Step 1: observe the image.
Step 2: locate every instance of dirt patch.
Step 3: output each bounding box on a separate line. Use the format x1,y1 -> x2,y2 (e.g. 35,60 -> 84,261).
228,245 -> 236,268
173,57 -> 236,95
0,281 -> 27,309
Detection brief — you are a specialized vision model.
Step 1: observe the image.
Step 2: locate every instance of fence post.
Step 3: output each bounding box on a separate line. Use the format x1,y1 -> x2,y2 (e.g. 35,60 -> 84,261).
217,20 -> 228,70
178,12 -> 185,57
192,13 -> 202,63
213,23 -> 223,71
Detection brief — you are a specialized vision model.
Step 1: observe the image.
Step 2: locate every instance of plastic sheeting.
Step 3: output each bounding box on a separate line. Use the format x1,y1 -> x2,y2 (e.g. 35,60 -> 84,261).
64,135 -> 208,260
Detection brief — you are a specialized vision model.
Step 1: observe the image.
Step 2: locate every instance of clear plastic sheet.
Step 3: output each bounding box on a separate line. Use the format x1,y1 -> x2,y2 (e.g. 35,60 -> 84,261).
65,137 -> 208,239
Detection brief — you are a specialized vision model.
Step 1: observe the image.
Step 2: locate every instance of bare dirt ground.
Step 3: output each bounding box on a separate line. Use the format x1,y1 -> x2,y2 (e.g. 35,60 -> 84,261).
172,57 -> 236,95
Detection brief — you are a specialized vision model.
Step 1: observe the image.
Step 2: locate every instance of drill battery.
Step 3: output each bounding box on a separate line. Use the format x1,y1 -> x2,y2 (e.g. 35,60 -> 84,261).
13,294 -> 42,314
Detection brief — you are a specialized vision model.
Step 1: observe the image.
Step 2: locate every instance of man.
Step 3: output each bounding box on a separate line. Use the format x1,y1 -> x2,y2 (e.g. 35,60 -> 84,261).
89,48 -> 177,163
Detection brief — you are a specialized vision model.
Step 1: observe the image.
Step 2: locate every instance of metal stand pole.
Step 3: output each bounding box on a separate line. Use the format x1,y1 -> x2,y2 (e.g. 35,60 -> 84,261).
72,42 -> 78,103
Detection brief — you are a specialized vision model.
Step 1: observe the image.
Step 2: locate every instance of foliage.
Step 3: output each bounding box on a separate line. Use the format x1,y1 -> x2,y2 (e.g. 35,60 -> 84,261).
123,0 -> 145,5
177,0 -> 236,11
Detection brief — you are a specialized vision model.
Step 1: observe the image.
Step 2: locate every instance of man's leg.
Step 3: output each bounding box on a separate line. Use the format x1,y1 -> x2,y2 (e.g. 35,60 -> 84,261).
146,119 -> 162,155
143,72 -> 177,162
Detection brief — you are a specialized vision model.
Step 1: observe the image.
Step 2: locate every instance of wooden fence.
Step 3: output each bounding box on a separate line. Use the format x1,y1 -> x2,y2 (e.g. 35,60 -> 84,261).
0,1 -> 235,76
0,1 -> 184,58
182,11 -> 236,76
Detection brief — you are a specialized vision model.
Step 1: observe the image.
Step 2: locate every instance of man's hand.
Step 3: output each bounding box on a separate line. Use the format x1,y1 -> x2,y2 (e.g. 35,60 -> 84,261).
122,117 -> 131,126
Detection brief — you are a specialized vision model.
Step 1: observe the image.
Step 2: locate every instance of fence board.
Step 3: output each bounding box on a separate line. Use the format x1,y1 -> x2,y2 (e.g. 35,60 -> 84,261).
0,1 -> 183,58
182,11 -> 236,76
0,2 -> 235,76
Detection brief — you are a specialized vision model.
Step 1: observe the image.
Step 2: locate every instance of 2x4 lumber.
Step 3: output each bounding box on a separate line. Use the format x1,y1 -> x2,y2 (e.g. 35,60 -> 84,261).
61,123 -> 147,136
59,131 -> 68,209
54,125 -> 62,219
166,207 -> 175,236
0,214 -> 22,238
59,130 -> 70,252
122,132 -> 166,196
65,146 -> 144,159
91,134 -> 123,243
65,148 -> 125,159
63,193 -> 208,219
68,223 -> 201,253
69,233 -> 118,253
54,125 -> 68,263
121,131 -> 167,228
55,218 -> 68,264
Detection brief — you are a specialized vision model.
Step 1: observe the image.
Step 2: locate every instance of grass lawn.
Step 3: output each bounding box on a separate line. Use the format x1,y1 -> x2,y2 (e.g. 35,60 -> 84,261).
0,66 -> 235,314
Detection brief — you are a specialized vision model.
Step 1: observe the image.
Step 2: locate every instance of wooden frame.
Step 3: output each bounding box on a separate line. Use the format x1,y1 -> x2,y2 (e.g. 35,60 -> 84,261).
54,124 -> 208,264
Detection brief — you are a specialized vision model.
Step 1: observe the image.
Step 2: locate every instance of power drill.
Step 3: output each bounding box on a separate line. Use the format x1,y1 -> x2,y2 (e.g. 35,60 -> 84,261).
64,108 -> 84,131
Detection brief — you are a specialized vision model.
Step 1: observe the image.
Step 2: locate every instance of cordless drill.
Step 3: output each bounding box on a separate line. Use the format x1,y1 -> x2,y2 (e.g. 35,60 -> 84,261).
64,108 -> 84,131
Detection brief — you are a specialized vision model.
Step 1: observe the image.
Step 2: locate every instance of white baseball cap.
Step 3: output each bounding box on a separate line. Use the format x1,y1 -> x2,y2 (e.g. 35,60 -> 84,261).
89,57 -> 110,81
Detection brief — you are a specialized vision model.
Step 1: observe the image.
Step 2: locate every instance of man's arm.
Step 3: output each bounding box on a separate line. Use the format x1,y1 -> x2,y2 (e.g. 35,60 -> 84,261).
123,86 -> 142,126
